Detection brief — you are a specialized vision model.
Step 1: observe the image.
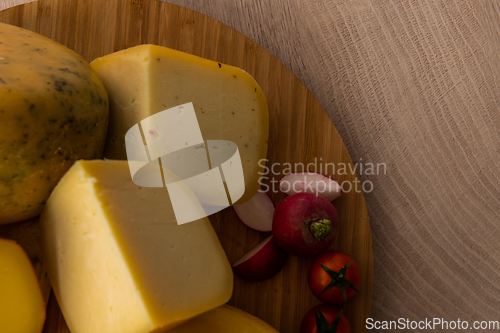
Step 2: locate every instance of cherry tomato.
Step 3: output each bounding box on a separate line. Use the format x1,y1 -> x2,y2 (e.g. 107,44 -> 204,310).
300,304 -> 351,333
308,250 -> 360,304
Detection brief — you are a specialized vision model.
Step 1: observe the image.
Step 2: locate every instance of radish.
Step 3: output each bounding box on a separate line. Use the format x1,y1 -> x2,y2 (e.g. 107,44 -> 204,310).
233,190 -> 274,232
279,172 -> 342,201
272,193 -> 338,257
232,235 -> 288,281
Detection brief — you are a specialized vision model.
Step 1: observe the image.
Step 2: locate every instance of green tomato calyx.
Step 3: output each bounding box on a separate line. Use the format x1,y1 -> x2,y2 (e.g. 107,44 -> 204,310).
315,309 -> 343,333
319,261 -> 358,301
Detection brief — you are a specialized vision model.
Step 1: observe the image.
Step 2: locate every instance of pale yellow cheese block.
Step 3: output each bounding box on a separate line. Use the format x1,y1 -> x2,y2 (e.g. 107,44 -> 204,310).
168,305 -> 279,333
40,160 -> 233,333
0,238 -> 46,333
90,45 -> 268,204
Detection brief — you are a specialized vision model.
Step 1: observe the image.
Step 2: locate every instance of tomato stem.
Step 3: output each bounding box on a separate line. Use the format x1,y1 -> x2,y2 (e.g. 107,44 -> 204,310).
319,261 -> 358,301
315,309 -> 343,333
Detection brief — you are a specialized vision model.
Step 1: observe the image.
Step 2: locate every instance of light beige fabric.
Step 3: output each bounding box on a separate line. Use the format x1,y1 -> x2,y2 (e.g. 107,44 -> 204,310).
3,0 -> 499,328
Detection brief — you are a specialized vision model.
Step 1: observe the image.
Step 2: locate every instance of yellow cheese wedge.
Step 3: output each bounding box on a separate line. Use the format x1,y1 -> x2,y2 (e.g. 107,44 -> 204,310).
90,44 -> 268,204
0,238 -> 46,333
0,23 -> 109,224
40,160 -> 233,333
168,305 -> 279,333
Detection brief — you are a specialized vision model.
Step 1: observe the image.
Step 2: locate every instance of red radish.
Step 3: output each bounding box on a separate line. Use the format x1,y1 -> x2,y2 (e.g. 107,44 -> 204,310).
234,190 -> 274,232
232,235 -> 288,281
279,172 -> 342,201
272,193 -> 338,257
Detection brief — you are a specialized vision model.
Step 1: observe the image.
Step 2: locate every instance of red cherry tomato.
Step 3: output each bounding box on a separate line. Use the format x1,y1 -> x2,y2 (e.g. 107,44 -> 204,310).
308,251 -> 360,304
300,304 -> 351,333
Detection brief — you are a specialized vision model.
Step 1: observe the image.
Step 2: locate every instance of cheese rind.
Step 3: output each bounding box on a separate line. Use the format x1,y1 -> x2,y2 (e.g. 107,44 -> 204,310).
0,238 -> 46,333
91,45 -> 268,204
0,23 -> 109,224
167,305 -> 279,333
40,160 -> 233,333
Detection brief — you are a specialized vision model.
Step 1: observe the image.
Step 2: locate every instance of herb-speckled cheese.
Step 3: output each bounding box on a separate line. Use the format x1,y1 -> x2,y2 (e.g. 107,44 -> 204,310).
90,44 -> 268,204
0,23 -> 109,224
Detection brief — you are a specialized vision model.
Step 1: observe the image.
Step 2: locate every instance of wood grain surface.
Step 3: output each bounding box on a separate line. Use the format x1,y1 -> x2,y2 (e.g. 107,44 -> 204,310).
2,0 -> 500,331
0,1 -> 373,332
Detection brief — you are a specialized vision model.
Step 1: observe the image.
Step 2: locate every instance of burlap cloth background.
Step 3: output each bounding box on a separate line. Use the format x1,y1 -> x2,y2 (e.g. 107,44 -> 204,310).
3,0 -> 500,331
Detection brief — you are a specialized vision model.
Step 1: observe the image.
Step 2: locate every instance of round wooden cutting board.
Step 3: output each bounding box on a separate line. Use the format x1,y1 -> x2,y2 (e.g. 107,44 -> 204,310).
0,0 -> 373,332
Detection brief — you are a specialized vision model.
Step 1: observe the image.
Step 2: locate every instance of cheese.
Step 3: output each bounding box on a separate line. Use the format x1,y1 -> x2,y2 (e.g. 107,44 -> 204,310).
168,305 -> 279,333
90,45 -> 268,204
0,238 -> 46,333
0,23 -> 109,224
40,160 -> 233,333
